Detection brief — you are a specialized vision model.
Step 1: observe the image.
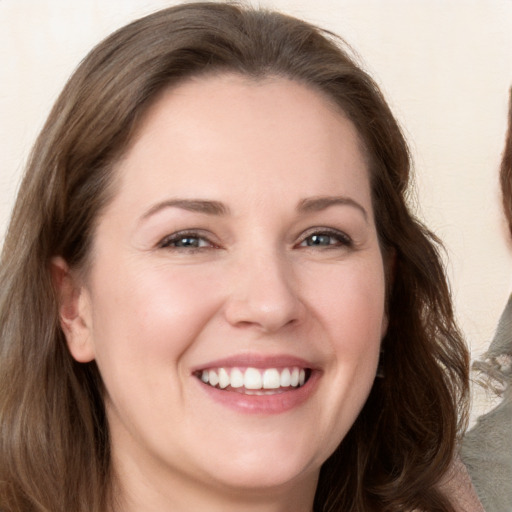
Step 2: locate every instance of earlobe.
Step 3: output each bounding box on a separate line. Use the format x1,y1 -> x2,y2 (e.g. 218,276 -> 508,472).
51,257 -> 95,363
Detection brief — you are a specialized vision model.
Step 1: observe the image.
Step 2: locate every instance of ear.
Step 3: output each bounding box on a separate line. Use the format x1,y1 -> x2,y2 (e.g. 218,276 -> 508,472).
51,257 -> 95,363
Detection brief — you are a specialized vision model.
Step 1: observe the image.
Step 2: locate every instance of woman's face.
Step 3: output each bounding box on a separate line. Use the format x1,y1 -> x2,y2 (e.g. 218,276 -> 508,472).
64,75 -> 387,504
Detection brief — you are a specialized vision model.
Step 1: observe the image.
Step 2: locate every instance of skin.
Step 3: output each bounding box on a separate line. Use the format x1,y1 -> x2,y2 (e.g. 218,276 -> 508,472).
56,74 -> 388,512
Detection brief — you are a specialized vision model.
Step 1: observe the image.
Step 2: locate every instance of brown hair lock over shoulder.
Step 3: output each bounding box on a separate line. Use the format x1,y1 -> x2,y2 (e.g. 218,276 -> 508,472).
0,3 -> 469,511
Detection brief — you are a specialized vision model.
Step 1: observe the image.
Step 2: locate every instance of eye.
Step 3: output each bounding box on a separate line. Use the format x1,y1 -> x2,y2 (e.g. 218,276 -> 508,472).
298,229 -> 352,248
158,231 -> 215,250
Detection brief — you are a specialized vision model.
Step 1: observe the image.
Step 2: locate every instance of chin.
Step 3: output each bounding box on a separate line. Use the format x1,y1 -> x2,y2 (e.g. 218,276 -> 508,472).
195,435 -> 326,493
207,459 -> 319,497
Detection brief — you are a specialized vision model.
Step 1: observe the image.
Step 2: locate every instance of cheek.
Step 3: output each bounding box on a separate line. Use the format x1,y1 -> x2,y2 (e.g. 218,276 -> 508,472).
291,259 -> 386,462
308,259 -> 386,346
88,262 -> 224,371
307,257 -> 386,400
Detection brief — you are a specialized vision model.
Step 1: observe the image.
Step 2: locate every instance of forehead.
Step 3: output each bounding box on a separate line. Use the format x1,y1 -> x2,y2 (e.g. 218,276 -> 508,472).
109,74 -> 371,214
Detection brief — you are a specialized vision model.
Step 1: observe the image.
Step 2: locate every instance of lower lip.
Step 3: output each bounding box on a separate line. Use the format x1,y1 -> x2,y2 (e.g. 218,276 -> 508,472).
195,371 -> 320,414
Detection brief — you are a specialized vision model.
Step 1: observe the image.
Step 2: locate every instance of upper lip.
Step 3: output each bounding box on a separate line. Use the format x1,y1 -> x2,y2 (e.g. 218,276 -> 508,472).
191,353 -> 318,373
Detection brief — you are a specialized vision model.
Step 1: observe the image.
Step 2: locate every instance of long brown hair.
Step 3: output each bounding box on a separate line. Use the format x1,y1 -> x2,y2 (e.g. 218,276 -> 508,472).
0,3 -> 468,511
500,88 -> 512,238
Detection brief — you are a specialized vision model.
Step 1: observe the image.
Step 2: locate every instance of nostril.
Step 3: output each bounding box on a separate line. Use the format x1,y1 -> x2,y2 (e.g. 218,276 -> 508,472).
223,293 -> 304,333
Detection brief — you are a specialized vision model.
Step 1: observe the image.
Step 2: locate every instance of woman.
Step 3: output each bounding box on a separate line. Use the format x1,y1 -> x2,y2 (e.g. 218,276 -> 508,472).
0,3 -> 470,511
461,88 -> 512,511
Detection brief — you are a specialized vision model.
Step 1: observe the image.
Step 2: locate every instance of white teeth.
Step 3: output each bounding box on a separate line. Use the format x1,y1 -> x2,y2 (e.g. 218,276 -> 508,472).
262,368 -> 280,389
244,368 -> 262,389
280,368 -> 291,387
209,370 -> 219,387
218,368 -> 230,389
230,368 -> 244,388
290,368 -> 299,387
198,366 -> 309,391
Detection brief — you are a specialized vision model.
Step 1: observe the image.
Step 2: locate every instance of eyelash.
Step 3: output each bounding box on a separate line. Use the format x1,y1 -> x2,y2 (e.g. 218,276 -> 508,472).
158,227 -> 352,252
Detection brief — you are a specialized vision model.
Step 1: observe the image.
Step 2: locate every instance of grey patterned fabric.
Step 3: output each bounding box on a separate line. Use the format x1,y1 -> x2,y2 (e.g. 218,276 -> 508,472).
461,296 -> 512,512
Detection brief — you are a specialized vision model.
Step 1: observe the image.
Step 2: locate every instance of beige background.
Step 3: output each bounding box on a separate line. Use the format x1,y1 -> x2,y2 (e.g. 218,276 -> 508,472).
1,0 -> 511,421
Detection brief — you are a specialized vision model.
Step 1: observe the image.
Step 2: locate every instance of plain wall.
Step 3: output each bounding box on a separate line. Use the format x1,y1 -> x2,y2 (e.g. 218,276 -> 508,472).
1,0 -> 512,420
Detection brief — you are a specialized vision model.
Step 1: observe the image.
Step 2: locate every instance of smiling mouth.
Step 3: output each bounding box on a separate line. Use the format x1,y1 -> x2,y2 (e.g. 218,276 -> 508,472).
195,367 -> 312,394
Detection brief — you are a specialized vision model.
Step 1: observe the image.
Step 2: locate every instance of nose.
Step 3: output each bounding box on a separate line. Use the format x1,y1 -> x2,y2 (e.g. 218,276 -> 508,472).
223,249 -> 304,333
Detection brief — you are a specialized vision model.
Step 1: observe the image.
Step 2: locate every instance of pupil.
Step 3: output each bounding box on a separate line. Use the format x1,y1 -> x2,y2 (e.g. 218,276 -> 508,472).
308,234 -> 330,246
177,237 -> 199,247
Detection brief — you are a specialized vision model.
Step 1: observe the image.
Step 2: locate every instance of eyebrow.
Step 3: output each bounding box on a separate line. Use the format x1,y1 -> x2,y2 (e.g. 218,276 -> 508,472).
141,195 -> 368,222
297,196 -> 368,221
141,199 -> 230,220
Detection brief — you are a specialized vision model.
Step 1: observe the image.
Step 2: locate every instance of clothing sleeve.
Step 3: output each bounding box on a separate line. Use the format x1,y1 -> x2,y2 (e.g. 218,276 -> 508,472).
438,455 -> 486,512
